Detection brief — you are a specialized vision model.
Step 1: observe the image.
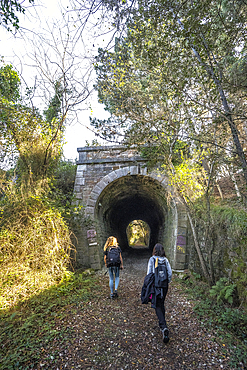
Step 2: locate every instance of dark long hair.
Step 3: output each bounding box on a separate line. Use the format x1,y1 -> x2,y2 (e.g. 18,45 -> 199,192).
152,243 -> 166,257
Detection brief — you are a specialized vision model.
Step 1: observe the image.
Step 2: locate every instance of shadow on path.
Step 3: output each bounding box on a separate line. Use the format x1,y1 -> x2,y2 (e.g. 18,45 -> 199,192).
38,253 -> 231,369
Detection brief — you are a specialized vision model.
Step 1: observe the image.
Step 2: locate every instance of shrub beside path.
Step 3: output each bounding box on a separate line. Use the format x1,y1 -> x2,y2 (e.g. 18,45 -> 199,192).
36,251 -> 231,369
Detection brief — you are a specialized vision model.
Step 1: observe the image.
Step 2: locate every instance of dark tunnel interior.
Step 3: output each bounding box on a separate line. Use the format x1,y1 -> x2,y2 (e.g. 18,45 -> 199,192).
95,175 -> 168,253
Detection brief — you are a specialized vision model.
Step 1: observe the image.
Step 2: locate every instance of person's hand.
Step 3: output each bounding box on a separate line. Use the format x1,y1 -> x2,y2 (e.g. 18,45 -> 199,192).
120,266 -> 124,270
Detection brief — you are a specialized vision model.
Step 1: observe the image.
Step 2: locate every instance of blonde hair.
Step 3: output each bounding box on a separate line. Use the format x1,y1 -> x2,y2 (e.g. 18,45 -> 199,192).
103,236 -> 118,252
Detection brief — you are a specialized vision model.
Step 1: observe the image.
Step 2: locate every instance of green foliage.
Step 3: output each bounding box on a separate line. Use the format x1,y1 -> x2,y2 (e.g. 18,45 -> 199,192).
94,0 -> 247,182
0,65 -> 80,312
0,65 -> 64,183
192,202 -> 247,306
48,160 -> 77,221
0,0 -> 35,31
210,278 -> 237,305
141,140 -> 189,168
168,151 -> 207,202
85,139 -> 102,147
178,274 -> 247,368
0,270 -> 98,369
0,64 -> 20,101
50,160 -> 76,203
126,219 -> 150,247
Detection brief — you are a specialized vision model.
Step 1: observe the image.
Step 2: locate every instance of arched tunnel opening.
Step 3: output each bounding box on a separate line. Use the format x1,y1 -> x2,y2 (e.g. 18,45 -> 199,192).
126,219 -> 150,249
95,175 -> 169,255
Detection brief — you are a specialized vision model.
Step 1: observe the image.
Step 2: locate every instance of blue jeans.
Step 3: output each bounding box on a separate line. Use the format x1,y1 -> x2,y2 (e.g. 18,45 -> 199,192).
108,266 -> 120,294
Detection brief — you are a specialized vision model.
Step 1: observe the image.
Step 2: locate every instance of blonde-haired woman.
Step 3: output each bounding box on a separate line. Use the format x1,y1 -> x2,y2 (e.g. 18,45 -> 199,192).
104,236 -> 124,299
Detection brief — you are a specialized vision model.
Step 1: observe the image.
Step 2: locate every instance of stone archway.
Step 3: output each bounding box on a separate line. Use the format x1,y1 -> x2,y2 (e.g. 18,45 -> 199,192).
73,146 -> 187,271
85,168 -> 187,271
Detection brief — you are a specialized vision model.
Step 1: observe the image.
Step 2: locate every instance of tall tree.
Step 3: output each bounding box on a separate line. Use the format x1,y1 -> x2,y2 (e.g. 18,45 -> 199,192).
89,0 -> 247,184
0,63 -> 62,182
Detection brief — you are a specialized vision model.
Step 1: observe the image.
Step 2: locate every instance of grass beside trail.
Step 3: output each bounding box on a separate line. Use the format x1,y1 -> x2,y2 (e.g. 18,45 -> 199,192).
176,274 -> 247,369
0,269 -> 98,370
1,268 -> 247,370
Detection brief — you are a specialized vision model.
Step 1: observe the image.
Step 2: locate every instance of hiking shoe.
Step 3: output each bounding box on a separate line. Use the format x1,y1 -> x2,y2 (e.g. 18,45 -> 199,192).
162,328 -> 169,343
110,293 -> 114,299
114,290 -> 118,298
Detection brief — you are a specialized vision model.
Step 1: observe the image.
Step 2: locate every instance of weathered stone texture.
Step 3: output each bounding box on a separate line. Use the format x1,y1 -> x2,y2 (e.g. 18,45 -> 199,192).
73,145 -> 189,271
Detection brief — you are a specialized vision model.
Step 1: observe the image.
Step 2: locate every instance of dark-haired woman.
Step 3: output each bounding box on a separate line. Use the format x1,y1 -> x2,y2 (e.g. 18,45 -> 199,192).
147,243 -> 172,343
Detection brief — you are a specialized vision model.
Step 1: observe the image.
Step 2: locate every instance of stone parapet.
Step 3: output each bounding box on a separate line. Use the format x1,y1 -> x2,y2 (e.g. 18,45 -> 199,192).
77,145 -> 144,165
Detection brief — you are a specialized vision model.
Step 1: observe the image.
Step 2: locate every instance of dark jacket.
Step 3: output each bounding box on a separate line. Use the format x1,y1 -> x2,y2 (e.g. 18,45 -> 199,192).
141,273 -> 155,304
141,272 -> 169,308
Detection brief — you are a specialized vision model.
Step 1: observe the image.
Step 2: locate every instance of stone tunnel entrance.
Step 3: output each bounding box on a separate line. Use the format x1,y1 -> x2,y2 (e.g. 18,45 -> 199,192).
95,175 -> 168,253
73,145 -> 188,271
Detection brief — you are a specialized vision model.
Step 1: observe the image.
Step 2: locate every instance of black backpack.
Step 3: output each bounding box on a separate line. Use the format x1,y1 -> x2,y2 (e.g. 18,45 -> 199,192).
154,257 -> 168,289
107,247 -> 121,267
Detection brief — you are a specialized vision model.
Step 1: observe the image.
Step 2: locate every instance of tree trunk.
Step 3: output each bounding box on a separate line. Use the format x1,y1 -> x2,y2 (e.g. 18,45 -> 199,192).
229,168 -> 241,198
174,12 -> 247,185
191,46 -> 247,185
187,210 -> 212,284
216,181 -> 223,199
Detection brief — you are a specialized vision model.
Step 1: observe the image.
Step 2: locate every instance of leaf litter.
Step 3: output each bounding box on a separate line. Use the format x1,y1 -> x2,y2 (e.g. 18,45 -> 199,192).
32,252 -> 232,369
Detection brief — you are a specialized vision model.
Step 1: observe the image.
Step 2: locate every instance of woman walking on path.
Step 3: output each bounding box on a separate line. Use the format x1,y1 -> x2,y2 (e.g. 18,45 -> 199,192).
147,243 -> 172,343
104,236 -> 124,299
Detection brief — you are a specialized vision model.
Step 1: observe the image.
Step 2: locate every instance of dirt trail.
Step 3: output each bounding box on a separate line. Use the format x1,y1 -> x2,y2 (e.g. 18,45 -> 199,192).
41,251 -> 231,369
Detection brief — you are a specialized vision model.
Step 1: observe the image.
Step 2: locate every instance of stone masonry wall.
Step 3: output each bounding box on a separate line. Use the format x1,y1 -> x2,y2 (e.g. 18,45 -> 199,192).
73,146 -> 145,269
73,145 -> 189,271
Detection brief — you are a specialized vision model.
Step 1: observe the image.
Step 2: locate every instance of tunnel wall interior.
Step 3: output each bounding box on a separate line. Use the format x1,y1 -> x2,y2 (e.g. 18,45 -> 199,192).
94,175 -> 173,259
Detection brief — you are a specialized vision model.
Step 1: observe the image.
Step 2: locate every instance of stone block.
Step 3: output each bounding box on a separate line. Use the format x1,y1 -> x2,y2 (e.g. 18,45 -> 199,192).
87,198 -> 96,207
96,180 -> 108,191
177,235 -> 186,245
115,168 -> 127,178
102,174 -> 112,185
177,227 -> 187,236
176,252 -> 186,263
176,245 -> 186,254
93,185 -> 103,195
178,212 -> 187,220
91,262 -> 101,270
177,219 -> 187,228
75,177 -> 85,186
90,254 -> 100,265
77,164 -> 87,172
178,213 -> 187,225
88,245 -> 98,254
85,206 -> 94,216
130,166 -> 138,175
74,185 -> 81,193
75,171 -> 84,178
173,261 -> 186,270
150,171 -> 162,180
107,171 -> 118,182
140,167 -> 147,175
